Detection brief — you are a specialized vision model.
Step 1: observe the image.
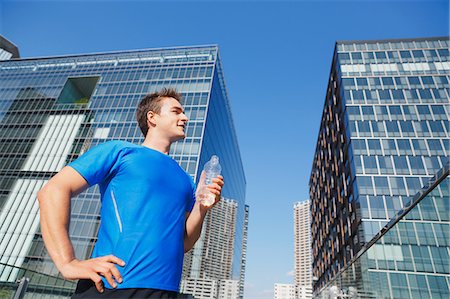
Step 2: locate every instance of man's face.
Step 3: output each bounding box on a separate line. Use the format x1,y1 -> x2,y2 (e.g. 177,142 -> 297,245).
151,97 -> 188,142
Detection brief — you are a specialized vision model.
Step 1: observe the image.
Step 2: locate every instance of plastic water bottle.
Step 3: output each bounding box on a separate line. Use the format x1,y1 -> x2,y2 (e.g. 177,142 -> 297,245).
200,155 -> 222,206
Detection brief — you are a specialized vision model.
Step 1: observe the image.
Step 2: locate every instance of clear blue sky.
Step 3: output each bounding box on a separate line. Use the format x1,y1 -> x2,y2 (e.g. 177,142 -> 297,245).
1,0 -> 448,298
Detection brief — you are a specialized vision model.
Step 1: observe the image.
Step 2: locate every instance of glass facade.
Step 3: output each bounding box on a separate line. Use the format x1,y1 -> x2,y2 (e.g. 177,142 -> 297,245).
310,37 -> 449,294
0,45 -> 246,297
316,165 -> 449,298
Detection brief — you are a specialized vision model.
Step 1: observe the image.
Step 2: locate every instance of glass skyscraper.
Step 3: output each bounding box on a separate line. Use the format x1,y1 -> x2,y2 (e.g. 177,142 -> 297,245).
315,165 -> 449,299
0,45 -> 247,297
309,37 -> 449,296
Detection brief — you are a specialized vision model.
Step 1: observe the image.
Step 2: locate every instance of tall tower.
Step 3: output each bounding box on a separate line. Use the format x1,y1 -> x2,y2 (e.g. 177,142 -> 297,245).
310,37 -> 449,296
293,200 -> 312,298
0,45 -> 247,297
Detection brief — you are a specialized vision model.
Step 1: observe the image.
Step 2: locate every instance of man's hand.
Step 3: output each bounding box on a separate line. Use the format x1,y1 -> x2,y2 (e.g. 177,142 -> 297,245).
196,171 -> 224,209
59,255 -> 125,293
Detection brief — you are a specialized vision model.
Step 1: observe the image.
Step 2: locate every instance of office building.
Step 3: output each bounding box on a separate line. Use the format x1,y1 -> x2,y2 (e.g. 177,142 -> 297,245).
274,283 -> 296,299
0,45 -> 247,297
310,37 -> 449,296
315,165 -> 449,298
293,200 -> 312,299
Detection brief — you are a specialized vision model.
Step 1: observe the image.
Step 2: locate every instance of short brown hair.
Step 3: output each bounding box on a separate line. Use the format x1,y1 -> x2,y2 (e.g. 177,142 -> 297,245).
136,88 -> 182,136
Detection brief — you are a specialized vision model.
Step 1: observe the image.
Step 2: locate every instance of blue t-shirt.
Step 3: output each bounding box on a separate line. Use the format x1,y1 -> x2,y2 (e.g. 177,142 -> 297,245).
68,141 -> 196,291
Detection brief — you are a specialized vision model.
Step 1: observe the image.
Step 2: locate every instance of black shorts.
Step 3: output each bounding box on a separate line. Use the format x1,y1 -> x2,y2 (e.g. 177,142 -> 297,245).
71,279 -> 179,299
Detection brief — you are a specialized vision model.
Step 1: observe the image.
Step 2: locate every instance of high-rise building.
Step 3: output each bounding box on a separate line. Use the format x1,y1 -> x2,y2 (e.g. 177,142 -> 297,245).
274,283 -> 296,299
314,164 -> 449,298
0,45 -> 247,297
310,37 -> 449,295
293,200 -> 312,299
180,201 -> 249,299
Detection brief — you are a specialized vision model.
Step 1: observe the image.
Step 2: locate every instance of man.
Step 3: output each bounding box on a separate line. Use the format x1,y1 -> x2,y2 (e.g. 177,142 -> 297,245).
37,88 -> 224,298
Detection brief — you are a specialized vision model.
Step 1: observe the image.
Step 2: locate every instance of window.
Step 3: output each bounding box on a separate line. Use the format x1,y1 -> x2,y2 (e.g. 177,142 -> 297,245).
363,155 -> 378,174
421,76 -> 434,87
342,78 -> 356,89
368,139 -> 382,155
356,78 -> 369,88
389,105 -> 403,120
382,139 -> 397,155
351,139 -> 367,155
431,105 -> 447,120
429,121 -> 446,136
427,139 -> 443,155
400,50 -> 412,60
351,52 -> 363,63
424,49 -> 438,59
393,156 -> 410,175
365,90 -> 378,103
353,155 -> 363,174
378,90 -> 392,103
386,121 -> 401,137
389,177 -> 407,196
407,76 -> 421,88
375,51 -> 388,62
397,139 -> 413,154
362,106 -> 375,120
338,53 -> 351,64
434,76 -> 448,87
382,77 -> 395,88
413,121 -> 431,136
363,51 -> 376,63
373,177 -> 390,196
412,139 -> 429,155
347,106 -> 361,120
391,89 -> 405,102
352,90 -> 365,103
387,51 -> 400,61
369,196 -> 387,218
404,89 -> 420,103
418,89 -> 433,102
378,156 -> 394,174
390,273 -> 409,298
358,121 -> 372,137
375,105 -> 389,120
402,105 -> 418,120
408,156 -> 426,175
357,176 -> 374,195
399,121 -> 415,137
412,50 -> 425,61
369,77 -> 382,89
394,76 -> 408,87
437,48 -> 449,60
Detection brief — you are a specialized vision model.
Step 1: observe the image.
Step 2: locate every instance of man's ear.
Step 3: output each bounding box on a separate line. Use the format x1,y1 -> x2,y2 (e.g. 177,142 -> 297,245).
147,110 -> 157,127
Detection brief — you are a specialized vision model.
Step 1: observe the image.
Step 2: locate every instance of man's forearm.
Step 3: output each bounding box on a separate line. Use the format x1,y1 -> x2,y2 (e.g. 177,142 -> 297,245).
184,202 -> 208,252
38,184 -> 76,271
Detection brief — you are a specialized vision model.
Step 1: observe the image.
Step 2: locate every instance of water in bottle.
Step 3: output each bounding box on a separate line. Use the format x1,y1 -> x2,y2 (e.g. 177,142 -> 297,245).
200,155 -> 222,206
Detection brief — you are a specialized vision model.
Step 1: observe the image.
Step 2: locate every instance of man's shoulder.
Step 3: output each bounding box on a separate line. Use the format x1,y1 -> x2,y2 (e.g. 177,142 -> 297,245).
98,140 -> 138,150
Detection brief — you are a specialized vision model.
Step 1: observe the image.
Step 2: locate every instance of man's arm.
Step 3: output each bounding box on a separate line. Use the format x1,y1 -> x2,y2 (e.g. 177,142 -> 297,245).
184,174 -> 224,252
37,166 -> 124,293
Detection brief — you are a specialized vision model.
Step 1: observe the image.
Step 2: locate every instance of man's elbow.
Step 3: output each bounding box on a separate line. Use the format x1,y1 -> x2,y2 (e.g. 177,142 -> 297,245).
37,183 -> 59,204
37,186 -> 48,204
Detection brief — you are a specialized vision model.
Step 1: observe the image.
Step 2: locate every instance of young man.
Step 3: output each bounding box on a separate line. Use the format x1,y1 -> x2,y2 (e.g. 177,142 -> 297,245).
37,88 -> 224,298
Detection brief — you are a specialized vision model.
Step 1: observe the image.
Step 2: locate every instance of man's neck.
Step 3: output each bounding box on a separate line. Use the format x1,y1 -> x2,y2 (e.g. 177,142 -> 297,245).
141,135 -> 171,154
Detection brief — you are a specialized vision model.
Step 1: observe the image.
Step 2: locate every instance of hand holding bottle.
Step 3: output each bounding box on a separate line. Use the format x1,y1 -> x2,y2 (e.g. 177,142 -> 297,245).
198,155 -> 223,207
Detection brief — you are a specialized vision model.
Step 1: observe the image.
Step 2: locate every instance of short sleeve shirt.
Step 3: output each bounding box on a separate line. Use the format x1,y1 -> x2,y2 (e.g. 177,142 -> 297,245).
68,141 -> 196,291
